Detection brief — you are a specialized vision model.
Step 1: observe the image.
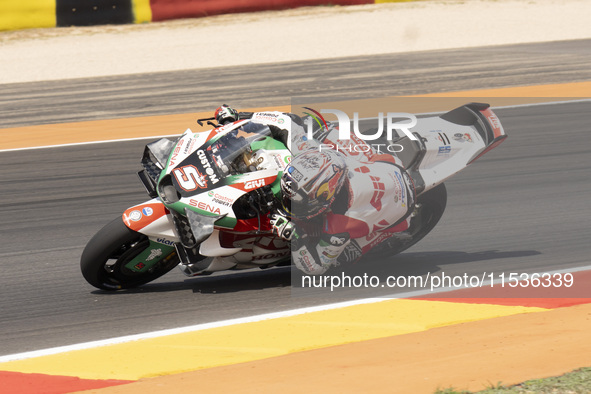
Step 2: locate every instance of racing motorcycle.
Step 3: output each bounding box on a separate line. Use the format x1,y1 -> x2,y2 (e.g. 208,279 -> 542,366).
80,103 -> 506,290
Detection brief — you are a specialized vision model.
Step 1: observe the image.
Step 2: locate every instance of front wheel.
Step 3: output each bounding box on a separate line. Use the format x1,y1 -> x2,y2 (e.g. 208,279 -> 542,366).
81,217 -> 179,291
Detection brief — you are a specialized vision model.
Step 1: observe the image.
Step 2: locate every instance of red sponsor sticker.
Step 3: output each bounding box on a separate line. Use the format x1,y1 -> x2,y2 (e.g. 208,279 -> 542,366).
122,203 -> 169,231
230,175 -> 277,192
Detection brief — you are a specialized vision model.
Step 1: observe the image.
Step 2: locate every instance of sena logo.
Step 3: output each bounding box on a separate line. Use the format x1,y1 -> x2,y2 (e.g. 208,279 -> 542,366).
169,137 -> 187,167
189,199 -> 222,215
244,179 -> 265,190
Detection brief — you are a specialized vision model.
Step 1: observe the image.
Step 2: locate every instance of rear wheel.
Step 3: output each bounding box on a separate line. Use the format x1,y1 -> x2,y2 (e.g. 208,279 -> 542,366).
80,217 -> 179,290
367,183 -> 447,258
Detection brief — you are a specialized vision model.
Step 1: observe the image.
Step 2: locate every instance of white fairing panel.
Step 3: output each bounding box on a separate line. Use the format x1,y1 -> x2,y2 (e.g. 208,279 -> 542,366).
199,229 -> 242,256
411,117 -> 487,191
141,215 -> 179,242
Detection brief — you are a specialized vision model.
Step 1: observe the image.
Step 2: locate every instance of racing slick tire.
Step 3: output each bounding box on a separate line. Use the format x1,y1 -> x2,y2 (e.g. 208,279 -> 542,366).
81,217 -> 179,291
367,182 -> 447,258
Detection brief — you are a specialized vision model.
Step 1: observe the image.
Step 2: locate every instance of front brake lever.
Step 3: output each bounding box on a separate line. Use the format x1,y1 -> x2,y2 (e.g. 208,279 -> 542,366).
197,116 -> 216,127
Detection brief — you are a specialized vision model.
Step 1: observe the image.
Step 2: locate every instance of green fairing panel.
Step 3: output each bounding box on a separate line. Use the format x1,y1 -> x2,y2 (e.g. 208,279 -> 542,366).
251,136 -> 287,151
124,241 -> 176,273
156,125 -> 289,229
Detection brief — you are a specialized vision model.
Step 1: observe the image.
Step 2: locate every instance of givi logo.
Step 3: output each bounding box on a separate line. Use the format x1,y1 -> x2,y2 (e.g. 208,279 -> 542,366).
231,175 -> 276,192
244,179 -> 265,190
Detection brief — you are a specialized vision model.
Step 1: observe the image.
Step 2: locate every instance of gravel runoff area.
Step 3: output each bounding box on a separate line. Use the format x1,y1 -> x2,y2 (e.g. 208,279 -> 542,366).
1,0 -> 591,84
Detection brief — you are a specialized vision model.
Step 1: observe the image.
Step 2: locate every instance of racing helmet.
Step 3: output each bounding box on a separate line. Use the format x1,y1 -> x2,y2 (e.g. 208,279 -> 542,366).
281,149 -> 347,219
214,104 -> 239,125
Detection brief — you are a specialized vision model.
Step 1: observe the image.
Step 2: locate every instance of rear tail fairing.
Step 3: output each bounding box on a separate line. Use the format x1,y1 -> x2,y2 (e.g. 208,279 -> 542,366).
393,103 -> 507,194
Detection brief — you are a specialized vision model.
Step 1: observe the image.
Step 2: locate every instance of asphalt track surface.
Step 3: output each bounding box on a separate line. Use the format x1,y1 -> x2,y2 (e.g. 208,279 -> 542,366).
1,39 -> 590,356
2,39 -> 591,128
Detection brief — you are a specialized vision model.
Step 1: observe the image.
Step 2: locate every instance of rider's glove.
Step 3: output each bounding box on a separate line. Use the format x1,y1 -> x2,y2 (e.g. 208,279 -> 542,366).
270,213 -> 296,241
293,244 -> 329,275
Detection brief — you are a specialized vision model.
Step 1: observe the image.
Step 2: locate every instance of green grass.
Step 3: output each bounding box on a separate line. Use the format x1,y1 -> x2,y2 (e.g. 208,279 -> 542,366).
435,367 -> 591,393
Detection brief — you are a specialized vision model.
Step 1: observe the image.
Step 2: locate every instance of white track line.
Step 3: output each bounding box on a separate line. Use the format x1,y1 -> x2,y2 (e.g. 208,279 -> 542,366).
1,99 -> 589,153
1,263 -> 589,363
1,98 -> 589,362
0,134 -> 177,153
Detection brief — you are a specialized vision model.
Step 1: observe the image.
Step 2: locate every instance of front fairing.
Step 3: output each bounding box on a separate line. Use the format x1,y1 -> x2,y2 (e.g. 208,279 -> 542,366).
155,120 -> 291,230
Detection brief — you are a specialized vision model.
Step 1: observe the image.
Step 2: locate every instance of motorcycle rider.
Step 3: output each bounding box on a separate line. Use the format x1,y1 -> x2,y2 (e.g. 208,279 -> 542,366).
213,105 -> 416,275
